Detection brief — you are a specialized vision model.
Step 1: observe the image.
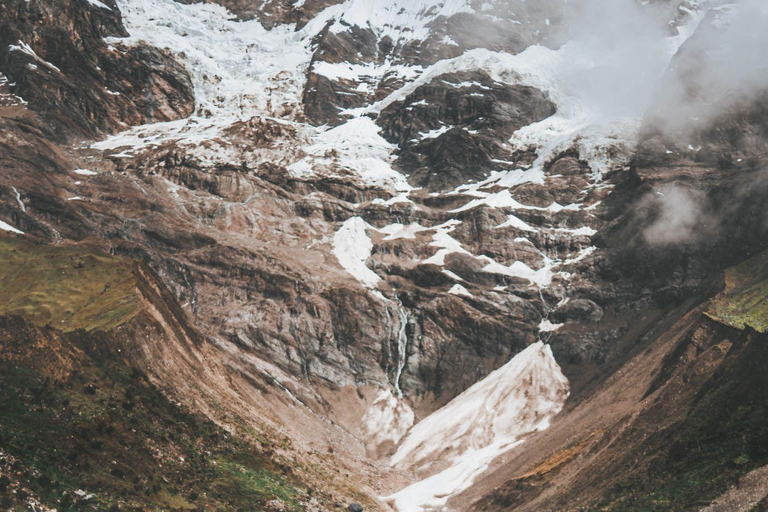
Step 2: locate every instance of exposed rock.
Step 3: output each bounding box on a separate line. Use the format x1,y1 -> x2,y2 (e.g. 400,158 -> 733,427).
551,298 -> 604,323
0,0 -> 193,141
377,70 -> 556,190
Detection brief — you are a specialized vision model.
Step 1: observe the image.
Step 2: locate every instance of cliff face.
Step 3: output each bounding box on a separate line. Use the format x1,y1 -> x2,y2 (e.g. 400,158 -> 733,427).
0,0 -> 194,142
2,0 -> 768,510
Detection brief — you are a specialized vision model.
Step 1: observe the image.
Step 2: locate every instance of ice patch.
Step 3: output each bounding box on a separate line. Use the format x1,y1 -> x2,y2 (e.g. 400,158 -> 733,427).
332,217 -> 380,288
385,341 -> 569,512
0,220 -> 24,235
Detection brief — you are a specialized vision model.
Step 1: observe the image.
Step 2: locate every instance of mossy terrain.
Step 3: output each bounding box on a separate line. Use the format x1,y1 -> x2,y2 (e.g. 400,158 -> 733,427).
0,316 -> 308,512
707,248 -> 768,333
0,235 -> 140,332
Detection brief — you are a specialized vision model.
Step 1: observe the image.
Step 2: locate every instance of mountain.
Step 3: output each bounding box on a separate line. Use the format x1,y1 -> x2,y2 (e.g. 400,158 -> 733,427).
1,0 -> 768,510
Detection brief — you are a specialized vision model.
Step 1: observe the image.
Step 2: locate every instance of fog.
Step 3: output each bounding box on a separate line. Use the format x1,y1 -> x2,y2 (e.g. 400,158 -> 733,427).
644,0 -> 768,135
554,0 -> 678,121
643,185 -> 710,245
537,0 -> 768,246
541,0 -> 768,134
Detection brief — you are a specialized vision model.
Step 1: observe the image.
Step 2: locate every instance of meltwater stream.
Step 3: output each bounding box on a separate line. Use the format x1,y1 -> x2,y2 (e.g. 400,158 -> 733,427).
392,297 -> 409,399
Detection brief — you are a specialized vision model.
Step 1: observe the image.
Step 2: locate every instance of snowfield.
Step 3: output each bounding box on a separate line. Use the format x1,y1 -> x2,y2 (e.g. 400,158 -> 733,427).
332,217 -> 380,288
385,341 -> 569,512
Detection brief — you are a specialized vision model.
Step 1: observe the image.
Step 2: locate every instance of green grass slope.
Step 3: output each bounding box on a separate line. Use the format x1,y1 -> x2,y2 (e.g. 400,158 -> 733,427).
707,248 -> 768,333
0,235 -> 139,332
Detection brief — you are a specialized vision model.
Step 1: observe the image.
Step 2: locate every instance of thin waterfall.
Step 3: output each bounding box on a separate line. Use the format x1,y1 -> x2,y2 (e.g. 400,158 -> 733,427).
392,296 -> 409,399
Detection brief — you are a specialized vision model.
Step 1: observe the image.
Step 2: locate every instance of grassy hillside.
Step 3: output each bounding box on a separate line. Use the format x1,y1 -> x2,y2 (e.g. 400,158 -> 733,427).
0,317 -> 310,512
707,248 -> 768,333
0,235 -> 139,332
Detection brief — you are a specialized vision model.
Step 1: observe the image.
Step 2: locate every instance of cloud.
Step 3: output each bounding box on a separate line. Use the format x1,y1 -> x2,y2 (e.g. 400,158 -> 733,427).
646,0 -> 768,135
642,185 -> 709,245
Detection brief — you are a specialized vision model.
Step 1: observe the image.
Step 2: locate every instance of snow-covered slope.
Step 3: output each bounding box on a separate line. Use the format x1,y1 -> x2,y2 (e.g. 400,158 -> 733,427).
385,341 -> 569,512
93,0 -> 331,157
328,0 -> 473,42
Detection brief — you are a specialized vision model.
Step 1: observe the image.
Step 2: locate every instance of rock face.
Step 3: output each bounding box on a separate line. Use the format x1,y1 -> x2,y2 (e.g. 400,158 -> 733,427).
2,0 -> 768,510
300,0 -> 565,127
377,70 -> 556,190
0,0 -> 193,141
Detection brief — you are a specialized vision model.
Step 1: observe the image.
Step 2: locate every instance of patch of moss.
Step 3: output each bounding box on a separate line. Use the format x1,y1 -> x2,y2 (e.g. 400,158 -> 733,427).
707,248 -> 768,333
213,458 -> 301,511
0,235 -> 139,332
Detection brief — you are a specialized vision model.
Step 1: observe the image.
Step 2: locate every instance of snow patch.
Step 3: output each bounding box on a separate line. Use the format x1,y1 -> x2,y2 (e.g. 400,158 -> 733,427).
538,318 -> 564,333
85,0 -> 113,10
8,41 -> 61,73
332,217 -> 380,288
496,214 -> 537,232
380,222 -> 428,241
361,390 -> 415,454
422,220 -> 469,266
385,342 -> 569,512
290,118 -> 411,193
480,256 -> 554,288
329,0 -> 473,43
95,0 -> 335,157
0,220 -> 24,235
448,283 -> 472,297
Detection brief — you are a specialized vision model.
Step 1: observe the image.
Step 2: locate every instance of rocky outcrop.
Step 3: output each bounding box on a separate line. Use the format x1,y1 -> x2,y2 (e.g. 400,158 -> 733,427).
377,70 -> 555,190
0,0 -> 193,142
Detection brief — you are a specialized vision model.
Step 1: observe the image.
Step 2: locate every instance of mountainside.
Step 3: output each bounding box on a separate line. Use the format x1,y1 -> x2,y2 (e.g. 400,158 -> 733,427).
2,0 -> 768,510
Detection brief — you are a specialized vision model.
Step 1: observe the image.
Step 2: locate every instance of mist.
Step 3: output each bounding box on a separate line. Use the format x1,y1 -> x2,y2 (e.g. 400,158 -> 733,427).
642,185 -> 710,245
529,0 -> 768,137
554,0 -> 677,121
645,0 -> 768,136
